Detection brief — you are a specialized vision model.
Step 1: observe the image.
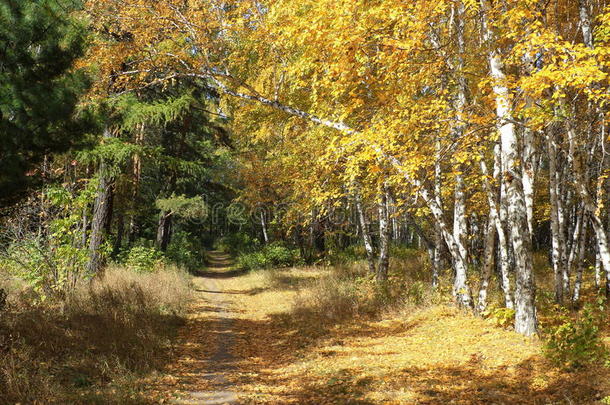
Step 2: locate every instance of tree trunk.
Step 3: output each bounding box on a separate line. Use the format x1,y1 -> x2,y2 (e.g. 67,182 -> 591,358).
572,215 -> 588,304
576,0 -> 610,297
260,210 -> 269,244
443,2 -> 473,308
452,173 -> 470,302
557,168 -> 570,298
482,2 -> 537,334
355,190 -> 376,275
595,250 -> 602,289
453,173 -> 468,268
79,205 -> 90,248
433,136 -> 446,288
547,127 -> 566,304
522,127 -> 536,239
478,216 -> 496,313
578,0 -> 593,49
377,189 -> 391,281
567,204 -> 584,298
112,213 -> 124,257
481,154 -> 514,309
408,177 -> 473,307
452,0 -> 469,268
128,124 -> 145,246
416,182 -> 473,307
565,114 -> 610,297
86,127 -> 115,276
156,210 -> 173,252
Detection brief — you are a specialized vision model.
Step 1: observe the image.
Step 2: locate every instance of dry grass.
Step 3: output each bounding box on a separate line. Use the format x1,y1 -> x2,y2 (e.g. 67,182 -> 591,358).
205,260 -> 610,404
0,265 -> 191,404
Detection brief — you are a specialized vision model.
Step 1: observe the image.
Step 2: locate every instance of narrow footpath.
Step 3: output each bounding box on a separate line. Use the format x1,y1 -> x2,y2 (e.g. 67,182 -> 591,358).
164,251 -> 242,405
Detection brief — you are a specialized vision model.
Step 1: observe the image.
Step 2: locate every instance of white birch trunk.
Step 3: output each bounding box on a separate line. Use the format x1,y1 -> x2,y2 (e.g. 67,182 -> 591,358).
261,211 -> 269,244
482,1 -> 537,334
448,2 -> 471,306
577,0 -> 610,296
579,0 -> 593,49
355,191 -> 376,275
572,213 -> 587,303
595,250 -> 602,289
453,174 -> 469,274
547,128 -> 566,304
557,169 -> 570,296
416,184 -> 473,308
567,204 -> 584,279
433,137 -> 444,288
566,115 -> 610,297
481,157 -> 514,309
478,215 -> 496,313
522,127 -> 536,239
377,190 -> 391,281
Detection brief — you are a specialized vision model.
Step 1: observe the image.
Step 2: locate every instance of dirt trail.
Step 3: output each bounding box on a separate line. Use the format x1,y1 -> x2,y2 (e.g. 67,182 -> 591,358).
167,251 -> 242,405
146,260 -> 609,404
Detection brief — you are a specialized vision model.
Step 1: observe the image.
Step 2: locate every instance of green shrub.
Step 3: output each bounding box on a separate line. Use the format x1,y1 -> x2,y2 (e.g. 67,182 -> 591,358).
120,246 -> 165,273
213,232 -> 259,254
236,242 -> 301,270
0,184 -> 97,297
166,231 -> 205,271
0,236 -> 89,297
237,251 -> 269,271
327,244 -> 366,265
390,244 -> 422,260
482,307 -> 516,328
543,304 -> 608,369
264,242 -> 298,266
405,281 -> 427,306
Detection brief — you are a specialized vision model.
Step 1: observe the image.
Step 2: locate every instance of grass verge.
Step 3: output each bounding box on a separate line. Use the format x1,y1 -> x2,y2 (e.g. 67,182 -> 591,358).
217,261 -> 610,404
0,264 -> 191,404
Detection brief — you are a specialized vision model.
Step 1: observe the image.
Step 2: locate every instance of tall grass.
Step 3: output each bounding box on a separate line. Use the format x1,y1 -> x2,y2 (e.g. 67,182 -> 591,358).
290,253 -> 438,329
0,265 -> 191,404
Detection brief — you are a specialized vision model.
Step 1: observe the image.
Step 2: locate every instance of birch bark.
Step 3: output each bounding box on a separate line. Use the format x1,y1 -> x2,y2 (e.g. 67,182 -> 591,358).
547,127 -> 566,304
482,0 -> 537,335
480,158 -> 514,309
377,189 -> 391,281
355,190 -> 376,275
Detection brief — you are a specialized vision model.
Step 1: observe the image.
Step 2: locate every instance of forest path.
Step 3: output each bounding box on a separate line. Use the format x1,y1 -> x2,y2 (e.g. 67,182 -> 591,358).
145,260 -> 609,404
166,251 -> 243,405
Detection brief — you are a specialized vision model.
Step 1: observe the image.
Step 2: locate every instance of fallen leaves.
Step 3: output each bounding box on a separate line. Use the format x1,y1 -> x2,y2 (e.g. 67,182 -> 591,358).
142,265 -> 609,404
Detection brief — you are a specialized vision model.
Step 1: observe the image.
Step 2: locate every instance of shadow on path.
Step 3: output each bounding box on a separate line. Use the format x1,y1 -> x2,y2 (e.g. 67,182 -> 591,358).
169,251 -> 241,405
195,269 -> 247,279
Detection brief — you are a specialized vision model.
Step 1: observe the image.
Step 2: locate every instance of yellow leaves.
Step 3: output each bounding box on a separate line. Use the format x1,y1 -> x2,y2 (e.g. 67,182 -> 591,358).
463,0 -> 480,13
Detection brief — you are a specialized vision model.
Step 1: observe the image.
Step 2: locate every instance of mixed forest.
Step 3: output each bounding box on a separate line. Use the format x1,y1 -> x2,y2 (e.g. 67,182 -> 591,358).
1,0 -> 610,403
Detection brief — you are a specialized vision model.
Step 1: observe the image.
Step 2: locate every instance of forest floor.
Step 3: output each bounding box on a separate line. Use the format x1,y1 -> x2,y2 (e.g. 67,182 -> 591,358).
144,254 -> 610,405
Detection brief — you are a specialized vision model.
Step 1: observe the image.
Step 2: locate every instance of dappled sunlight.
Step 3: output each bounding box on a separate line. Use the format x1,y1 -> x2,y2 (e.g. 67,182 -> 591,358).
4,1 -> 610,403
227,300 -> 608,404
146,264 -> 608,404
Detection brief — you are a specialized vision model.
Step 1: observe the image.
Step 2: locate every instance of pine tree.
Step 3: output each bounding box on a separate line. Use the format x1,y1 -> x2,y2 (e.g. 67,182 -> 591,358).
0,0 -> 89,203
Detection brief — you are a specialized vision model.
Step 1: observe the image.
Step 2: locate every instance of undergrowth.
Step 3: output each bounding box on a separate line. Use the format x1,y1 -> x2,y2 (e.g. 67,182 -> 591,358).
0,265 -> 191,404
542,299 -> 609,370
289,257 -> 440,330
236,242 -> 302,271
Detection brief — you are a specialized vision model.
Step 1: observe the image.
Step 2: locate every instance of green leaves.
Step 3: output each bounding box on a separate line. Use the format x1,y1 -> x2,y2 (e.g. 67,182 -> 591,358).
543,304 -> 609,370
156,195 -> 208,220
